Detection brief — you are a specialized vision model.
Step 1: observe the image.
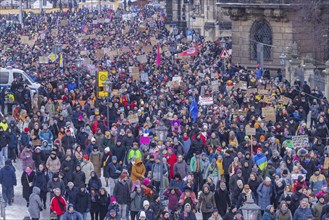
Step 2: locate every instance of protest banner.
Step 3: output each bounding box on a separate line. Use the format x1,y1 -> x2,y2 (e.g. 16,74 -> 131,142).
199,96 -> 214,105
245,127 -> 256,136
262,107 -> 276,122
137,54 -> 147,63
292,135 -> 309,149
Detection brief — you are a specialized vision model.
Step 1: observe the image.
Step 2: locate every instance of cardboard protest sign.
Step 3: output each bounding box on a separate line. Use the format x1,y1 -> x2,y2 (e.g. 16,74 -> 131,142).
262,107 -> 276,122
211,72 -> 218,79
245,127 -> 256,136
258,89 -> 270,95
108,50 -> 118,57
246,88 -> 257,96
241,81 -> 247,90
143,46 -> 153,53
80,51 -> 88,56
292,135 -> 309,149
122,46 -> 131,53
234,82 -> 242,90
20,36 -> 29,44
280,96 -> 291,105
211,80 -> 219,92
127,114 -> 139,124
137,55 -> 147,63
233,110 -> 248,116
129,67 -> 139,74
60,20 -> 68,26
133,72 -> 140,81
150,37 -> 157,46
38,56 -> 48,64
199,96 -> 214,105
263,95 -> 275,104
141,72 -> 149,82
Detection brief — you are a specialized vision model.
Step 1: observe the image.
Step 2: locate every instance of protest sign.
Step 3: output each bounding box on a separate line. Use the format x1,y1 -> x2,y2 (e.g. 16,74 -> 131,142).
172,76 -> 182,84
211,72 -> 218,79
80,51 -> 88,56
143,46 -> 153,52
246,88 -> 257,96
122,46 -> 131,53
258,89 -> 270,95
141,72 -> 149,82
292,135 -> 309,149
280,96 -> 291,105
263,95 -> 275,104
127,114 -> 139,124
137,54 -> 147,63
211,80 -> 219,92
38,56 -> 48,64
324,157 -> 329,169
150,37 -> 157,46
60,20 -> 68,26
245,127 -> 256,136
262,107 -> 276,122
241,81 -> 247,90
51,29 -> 58,36
20,36 -> 29,44
129,67 -> 139,74
233,110 -> 248,116
199,96 -> 214,105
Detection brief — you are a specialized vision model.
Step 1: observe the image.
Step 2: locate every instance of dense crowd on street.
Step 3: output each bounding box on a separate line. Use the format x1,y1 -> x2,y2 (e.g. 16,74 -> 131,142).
0,2 -> 328,220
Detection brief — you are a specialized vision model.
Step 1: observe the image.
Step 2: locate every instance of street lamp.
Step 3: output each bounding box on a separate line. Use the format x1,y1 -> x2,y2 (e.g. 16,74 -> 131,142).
102,78 -> 112,128
240,198 -> 261,220
153,121 -> 168,204
75,57 -> 84,89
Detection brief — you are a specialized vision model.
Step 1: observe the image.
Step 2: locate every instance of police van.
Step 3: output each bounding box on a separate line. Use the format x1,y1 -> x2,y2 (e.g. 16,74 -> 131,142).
0,66 -> 41,94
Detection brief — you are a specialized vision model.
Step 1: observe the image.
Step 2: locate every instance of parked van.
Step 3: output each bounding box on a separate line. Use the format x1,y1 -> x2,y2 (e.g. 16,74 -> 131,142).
0,66 -> 41,93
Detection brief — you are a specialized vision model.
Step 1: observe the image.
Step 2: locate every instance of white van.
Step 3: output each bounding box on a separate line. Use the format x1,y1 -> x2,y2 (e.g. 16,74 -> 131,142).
0,67 -> 41,93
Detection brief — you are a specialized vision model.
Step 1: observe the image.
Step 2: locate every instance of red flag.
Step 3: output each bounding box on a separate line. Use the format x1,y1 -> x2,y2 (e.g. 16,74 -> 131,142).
179,46 -> 198,57
156,43 -> 161,66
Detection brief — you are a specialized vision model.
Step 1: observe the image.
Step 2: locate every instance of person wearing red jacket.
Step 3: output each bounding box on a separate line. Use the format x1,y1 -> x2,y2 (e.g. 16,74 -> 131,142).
50,188 -> 67,219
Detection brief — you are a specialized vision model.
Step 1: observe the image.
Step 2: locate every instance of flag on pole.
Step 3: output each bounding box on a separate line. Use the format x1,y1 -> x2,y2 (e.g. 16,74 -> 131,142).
59,54 -> 64,68
179,46 -> 199,57
81,21 -> 88,33
190,96 -> 198,123
156,43 -> 161,66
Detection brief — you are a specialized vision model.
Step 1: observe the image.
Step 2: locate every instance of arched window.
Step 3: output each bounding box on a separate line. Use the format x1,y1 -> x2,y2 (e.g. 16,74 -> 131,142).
250,20 -> 272,60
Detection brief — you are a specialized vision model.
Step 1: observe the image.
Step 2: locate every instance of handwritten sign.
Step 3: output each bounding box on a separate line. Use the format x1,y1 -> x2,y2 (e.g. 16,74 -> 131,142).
324,157 -> 329,169
262,107 -> 276,122
60,20 -> 68,26
245,127 -> 256,136
280,96 -> 291,105
20,36 -> 29,44
211,80 -> 219,92
150,37 -> 157,46
38,56 -> 48,64
199,96 -> 214,105
246,88 -> 258,96
292,135 -> 309,149
143,46 -> 153,53
137,54 -> 147,63
258,89 -> 270,95
127,114 -> 139,124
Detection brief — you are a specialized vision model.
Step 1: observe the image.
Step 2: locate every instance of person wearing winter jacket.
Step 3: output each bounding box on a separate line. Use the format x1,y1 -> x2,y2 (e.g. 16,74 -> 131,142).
163,187 -> 182,212
130,185 -> 144,220
47,173 -> 66,200
90,188 -> 100,220
7,127 -> 18,162
276,201 -> 293,220
81,154 -> 94,185
50,188 -> 67,218
76,127 -> 88,149
60,203 -> 83,220
21,145 -> 34,170
61,129 -> 76,150
137,200 -> 155,220
90,146 -> 103,177
197,184 -> 216,220
61,155 -> 76,185
257,177 -> 274,213
33,164 -> 49,208
131,157 -> 146,183
32,147 -> 46,169
72,165 -> 86,188
113,172 -> 130,220
293,198 -> 314,220
310,167 -> 327,195
261,205 -> 275,220
107,156 -> 122,196
88,171 -> 102,191
21,166 -> 36,207
46,151 -> 61,180
236,184 -> 256,209
65,182 -> 78,204
28,187 -> 43,220
178,203 -> 197,220
74,186 -> 91,220
215,182 -> 231,217
98,187 -> 110,220
0,159 -> 16,206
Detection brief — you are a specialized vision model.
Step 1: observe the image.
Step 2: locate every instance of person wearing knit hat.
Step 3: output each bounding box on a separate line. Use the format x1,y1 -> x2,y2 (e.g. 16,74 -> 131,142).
80,153 -> 94,185
139,211 -> 146,219
257,176 -> 273,212
310,166 -> 326,194
113,169 -> 130,220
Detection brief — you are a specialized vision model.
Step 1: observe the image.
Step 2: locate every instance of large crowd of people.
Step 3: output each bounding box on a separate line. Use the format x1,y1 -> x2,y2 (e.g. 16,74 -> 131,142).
0,2 -> 328,220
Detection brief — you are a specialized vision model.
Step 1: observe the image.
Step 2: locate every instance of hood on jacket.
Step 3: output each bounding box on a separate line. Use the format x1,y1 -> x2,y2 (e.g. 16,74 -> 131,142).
134,157 -> 143,165
32,186 -> 41,195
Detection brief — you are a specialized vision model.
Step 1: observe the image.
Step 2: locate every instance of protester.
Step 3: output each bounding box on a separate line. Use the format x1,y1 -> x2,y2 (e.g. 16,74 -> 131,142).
28,187 -> 43,220
0,159 -> 16,206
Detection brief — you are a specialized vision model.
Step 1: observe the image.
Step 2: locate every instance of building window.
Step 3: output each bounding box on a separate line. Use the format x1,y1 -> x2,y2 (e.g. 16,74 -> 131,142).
250,20 -> 272,60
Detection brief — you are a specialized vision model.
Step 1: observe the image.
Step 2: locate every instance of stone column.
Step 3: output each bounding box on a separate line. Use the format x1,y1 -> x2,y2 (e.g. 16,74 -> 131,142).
288,58 -> 300,84
303,56 -> 315,86
325,60 -> 329,99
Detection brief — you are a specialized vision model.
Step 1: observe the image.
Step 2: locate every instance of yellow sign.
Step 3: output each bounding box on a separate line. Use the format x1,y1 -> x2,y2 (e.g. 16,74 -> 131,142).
98,91 -> 109,97
98,71 -> 109,87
